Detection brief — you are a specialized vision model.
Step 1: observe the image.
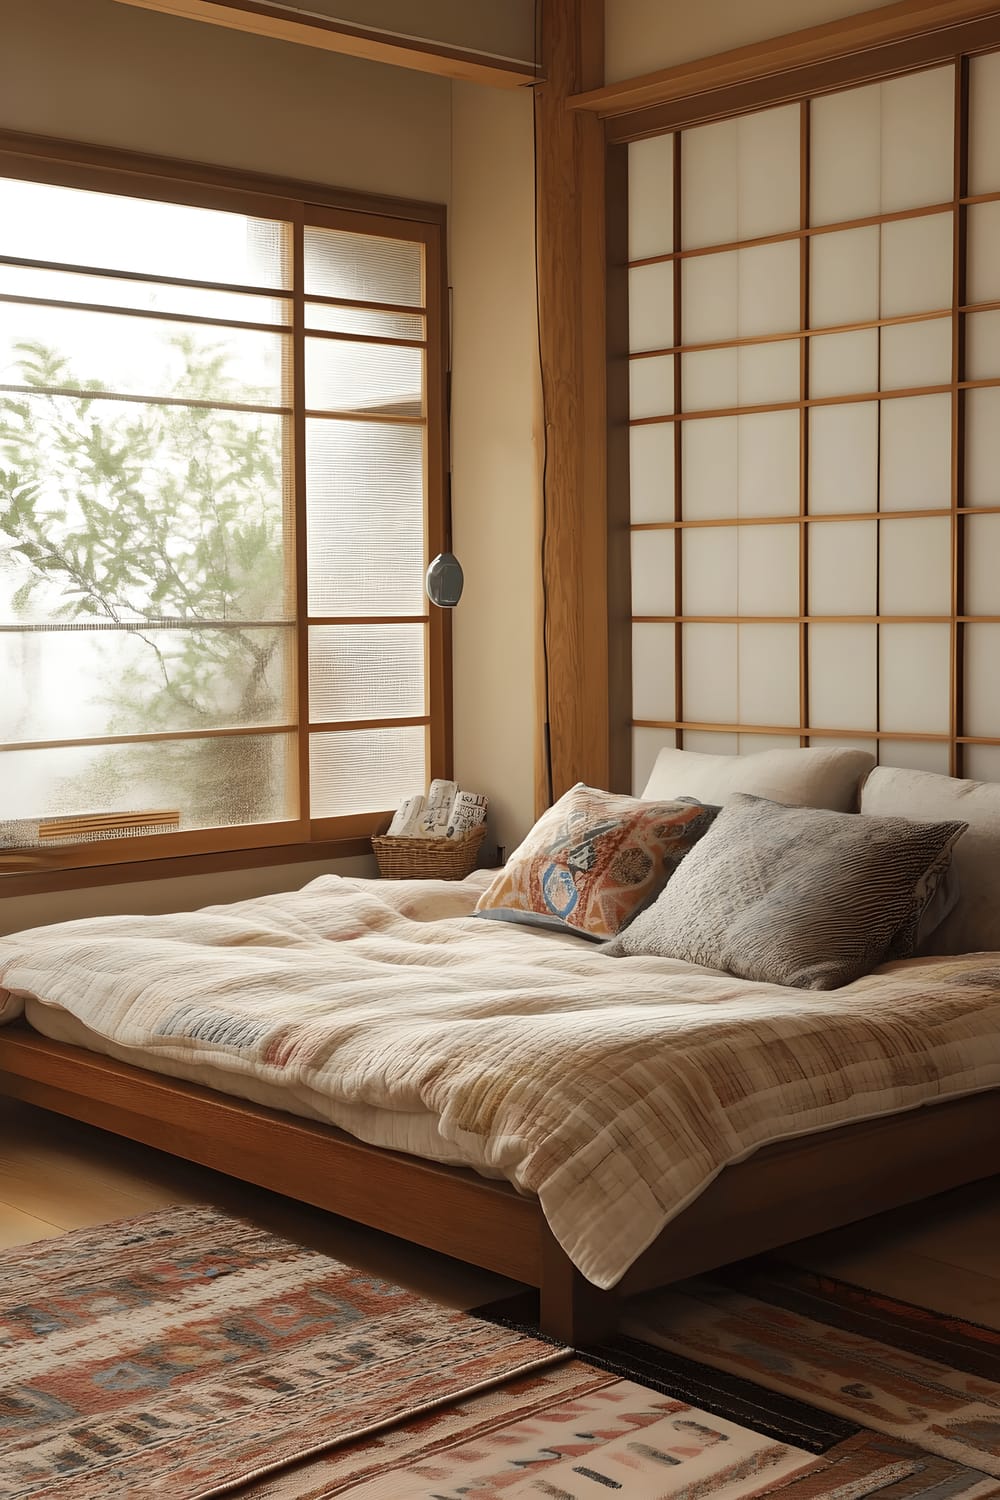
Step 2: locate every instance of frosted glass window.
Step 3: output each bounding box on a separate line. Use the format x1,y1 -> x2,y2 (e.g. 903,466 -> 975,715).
682,119 -> 738,250
628,135 -> 674,260
810,81 -> 881,225
966,310 -> 1000,381
682,418 -> 737,521
738,525 -> 799,616
965,743 -> 1000,783
307,419 -> 425,617
879,67 -> 954,214
0,173 -> 436,846
0,262 -> 290,326
810,227 -> 879,328
632,623 -> 675,721
682,730 -> 739,754
879,740 -> 951,774
682,253 -> 738,344
0,735 -> 295,826
738,410 -> 800,516
305,303 -> 423,341
965,514 -> 1000,615
310,725 -> 427,817
0,303 -> 287,405
965,388 -> 1000,507
305,338 -> 422,417
683,349 -> 738,411
969,52 -> 1000,196
967,202 -> 1000,304
880,214 -> 953,318
739,624 -> 799,726
965,624 -> 1000,737
809,520 -> 877,615
304,227 -> 422,306
738,242 -> 800,337
0,399 -> 289,627
630,424 -> 675,523
633,727 -> 676,795
809,624 -> 877,730
879,318 -> 952,391
879,393 -> 952,510
682,624 -> 738,721
810,329 -> 878,398
879,517 -> 951,616
879,624 -> 950,733
0,176 -> 291,288
682,527 -> 738,615
629,262 -> 674,352
630,355 -> 674,419
1,627 -> 294,743
631,530 -> 675,616
309,625 -> 425,722
738,340 -> 799,405
808,403 -> 878,513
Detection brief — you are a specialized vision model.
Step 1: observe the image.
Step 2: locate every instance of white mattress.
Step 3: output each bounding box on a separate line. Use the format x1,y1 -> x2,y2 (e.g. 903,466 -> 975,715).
24,997 -> 504,1178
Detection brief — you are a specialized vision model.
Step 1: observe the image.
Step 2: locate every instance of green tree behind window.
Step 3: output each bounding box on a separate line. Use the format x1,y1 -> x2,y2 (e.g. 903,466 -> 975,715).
0,339 -> 289,829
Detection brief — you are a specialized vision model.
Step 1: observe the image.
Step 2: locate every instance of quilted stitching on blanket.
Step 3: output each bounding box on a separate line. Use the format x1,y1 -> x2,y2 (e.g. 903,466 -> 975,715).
1,872 -> 999,1289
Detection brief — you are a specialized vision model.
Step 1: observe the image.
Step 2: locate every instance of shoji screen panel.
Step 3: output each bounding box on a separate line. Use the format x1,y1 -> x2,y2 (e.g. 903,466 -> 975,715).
627,51 -> 1000,796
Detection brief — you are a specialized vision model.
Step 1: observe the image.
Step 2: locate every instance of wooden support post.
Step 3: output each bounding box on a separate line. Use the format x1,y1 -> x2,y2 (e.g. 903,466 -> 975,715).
535,0 -> 616,807
539,1225 -> 620,1345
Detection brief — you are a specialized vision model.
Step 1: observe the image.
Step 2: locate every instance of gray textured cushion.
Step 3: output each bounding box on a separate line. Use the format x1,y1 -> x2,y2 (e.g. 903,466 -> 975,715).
606,794 -> 967,990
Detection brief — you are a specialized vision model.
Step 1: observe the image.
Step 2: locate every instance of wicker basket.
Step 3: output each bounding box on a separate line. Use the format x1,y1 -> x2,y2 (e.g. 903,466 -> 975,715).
371,823 -> 487,880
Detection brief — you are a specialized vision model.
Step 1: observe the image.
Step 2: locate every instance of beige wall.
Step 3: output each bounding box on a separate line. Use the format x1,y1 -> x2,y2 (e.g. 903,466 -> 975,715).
1,0 -> 451,201
0,857 -> 376,937
449,82 -> 541,855
606,0 -> 893,83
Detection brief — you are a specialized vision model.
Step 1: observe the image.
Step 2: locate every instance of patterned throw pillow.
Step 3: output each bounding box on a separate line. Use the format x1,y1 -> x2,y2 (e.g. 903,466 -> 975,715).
605,793 -> 967,989
474,783 -> 718,941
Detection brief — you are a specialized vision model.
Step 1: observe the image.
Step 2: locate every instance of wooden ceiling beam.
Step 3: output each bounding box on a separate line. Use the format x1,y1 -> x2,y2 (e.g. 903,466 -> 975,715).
569,0 -> 1000,117
110,0 -> 538,88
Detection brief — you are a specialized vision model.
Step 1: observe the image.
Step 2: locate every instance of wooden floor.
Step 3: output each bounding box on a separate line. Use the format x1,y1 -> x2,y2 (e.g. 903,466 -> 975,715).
2,1093 -> 999,1331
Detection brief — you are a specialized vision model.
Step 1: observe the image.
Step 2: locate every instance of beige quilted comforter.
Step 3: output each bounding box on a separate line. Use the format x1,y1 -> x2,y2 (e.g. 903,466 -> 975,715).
2,871 -> 999,1289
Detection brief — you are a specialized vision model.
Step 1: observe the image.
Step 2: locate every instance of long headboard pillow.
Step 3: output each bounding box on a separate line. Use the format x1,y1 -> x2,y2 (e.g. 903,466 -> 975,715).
860,766 -> 1000,955
642,745 -> 875,812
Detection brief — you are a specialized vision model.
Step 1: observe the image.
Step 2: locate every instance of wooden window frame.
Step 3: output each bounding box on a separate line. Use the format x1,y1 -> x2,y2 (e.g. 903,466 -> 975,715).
603,15 -> 1000,790
0,130 -> 451,898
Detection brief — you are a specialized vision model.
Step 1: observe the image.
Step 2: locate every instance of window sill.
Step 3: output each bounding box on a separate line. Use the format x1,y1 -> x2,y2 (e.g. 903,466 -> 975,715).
0,837 -> 373,901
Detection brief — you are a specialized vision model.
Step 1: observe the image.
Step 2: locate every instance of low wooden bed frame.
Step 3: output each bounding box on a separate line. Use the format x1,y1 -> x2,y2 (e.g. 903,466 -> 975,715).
1,1022 -> 998,1343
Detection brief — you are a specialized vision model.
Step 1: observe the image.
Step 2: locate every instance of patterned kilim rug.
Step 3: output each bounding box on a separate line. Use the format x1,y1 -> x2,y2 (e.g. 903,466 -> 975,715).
4,1206 -> 1000,1498
0,1205 -> 566,1499
572,1257 -> 1000,1499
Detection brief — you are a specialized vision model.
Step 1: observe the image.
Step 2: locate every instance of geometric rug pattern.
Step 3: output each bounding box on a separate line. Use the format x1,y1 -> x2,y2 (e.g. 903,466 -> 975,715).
3,1207 -> 999,1498
617,1258 -> 1000,1478
0,1206 -> 564,1499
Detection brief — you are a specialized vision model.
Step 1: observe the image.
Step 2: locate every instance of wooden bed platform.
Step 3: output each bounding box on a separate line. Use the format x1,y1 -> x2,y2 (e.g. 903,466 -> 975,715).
1,1021 -> 998,1343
